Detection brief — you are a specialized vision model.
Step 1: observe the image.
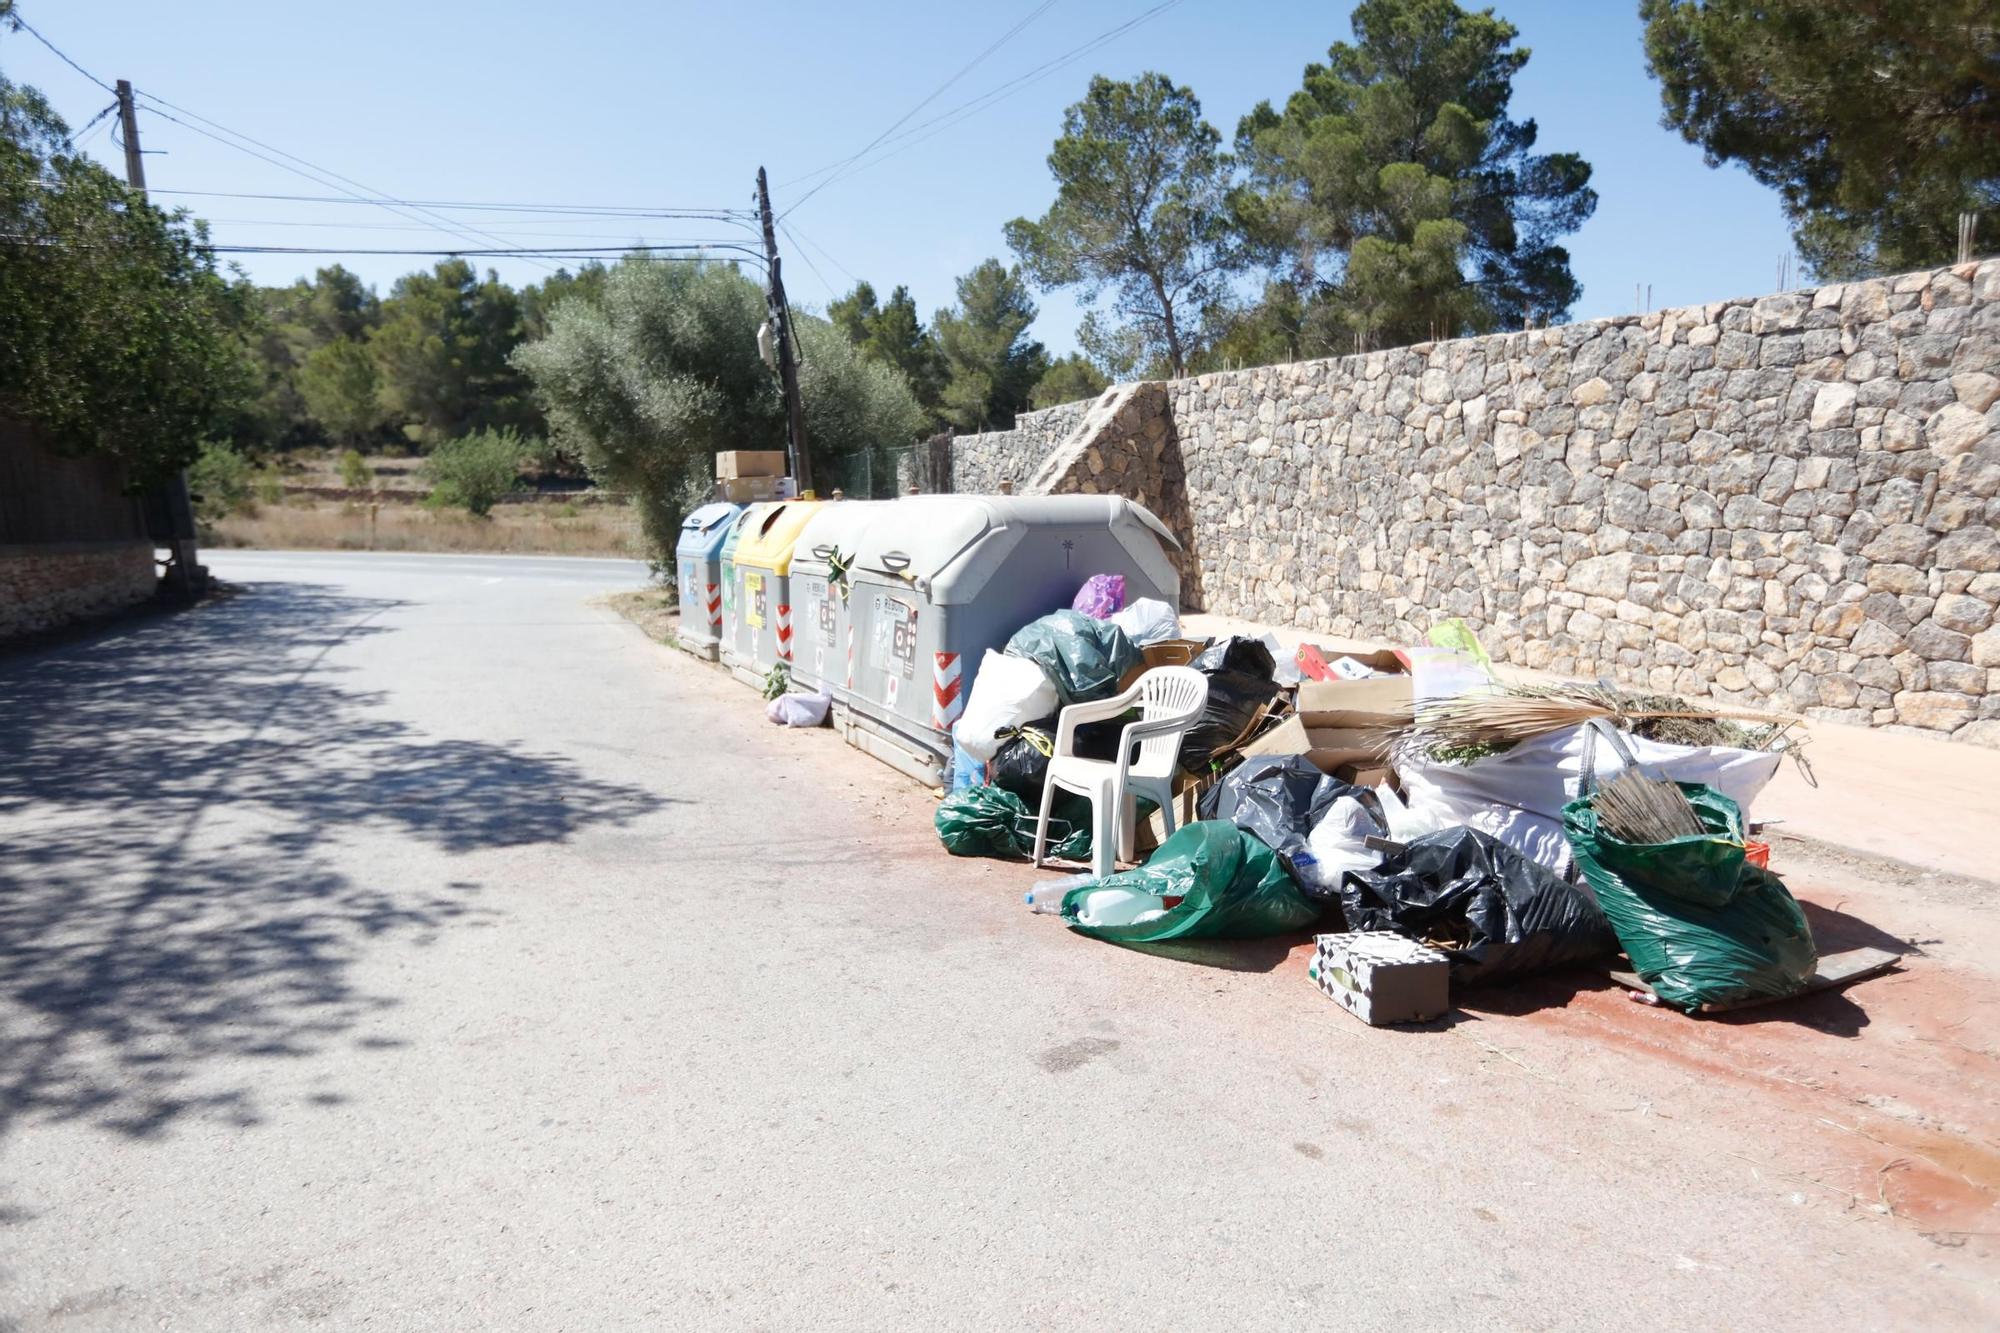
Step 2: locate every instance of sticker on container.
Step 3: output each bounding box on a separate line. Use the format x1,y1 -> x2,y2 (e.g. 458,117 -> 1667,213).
871,596 -> 917,680
816,582 -> 837,644
745,572 -> 765,628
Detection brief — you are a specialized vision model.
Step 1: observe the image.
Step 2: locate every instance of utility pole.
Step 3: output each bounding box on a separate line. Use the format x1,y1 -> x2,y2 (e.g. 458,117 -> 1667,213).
756,166 -> 813,498
115,80 -> 202,597
115,80 -> 147,192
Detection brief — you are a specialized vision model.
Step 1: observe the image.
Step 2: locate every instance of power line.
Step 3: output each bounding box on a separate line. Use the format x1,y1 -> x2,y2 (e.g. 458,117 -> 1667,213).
779,0 -> 1187,211
131,91 -> 564,273
779,0 -> 1061,218
189,216 -> 755,242
141,187 -> 752,220
777,219 -> 835,301
782,218 -> 861,286
6,11 -> 114,93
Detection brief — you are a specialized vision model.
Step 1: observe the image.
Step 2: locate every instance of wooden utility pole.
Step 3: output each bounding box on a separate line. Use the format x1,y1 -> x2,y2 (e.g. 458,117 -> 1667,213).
114,80 -> 147,192
755,167 -> 813,498
115,80 -> 202,597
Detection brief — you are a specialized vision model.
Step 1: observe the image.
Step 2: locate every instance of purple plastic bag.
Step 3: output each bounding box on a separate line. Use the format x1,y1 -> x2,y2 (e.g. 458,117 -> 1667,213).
1071,573 -> 1127,620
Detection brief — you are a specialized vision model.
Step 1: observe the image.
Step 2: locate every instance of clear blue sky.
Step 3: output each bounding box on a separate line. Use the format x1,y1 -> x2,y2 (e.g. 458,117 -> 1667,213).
8,0 -> 1799,354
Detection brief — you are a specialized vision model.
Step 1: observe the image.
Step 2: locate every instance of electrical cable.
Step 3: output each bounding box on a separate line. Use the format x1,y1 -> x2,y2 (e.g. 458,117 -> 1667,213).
132,93 -> 563,272
779,0 -> 1060,217
782,218 -> 862,286
779,0 -> 1186,212
6,11 -> 115,92
778,219 -> 835,301
140,188 -> 752,220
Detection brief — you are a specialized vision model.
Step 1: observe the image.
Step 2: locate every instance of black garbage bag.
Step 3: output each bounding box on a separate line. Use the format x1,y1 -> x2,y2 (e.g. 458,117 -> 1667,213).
987,715 -> 1127,802
1336,827 -> 1621,987
1196,755 -> 1384,899
1180,637 -> 1284,773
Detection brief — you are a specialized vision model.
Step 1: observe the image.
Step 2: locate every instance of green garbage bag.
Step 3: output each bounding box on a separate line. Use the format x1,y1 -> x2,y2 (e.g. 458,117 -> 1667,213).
1563,783 -> 1817,1012
934,784 -> 1096,860
1059,820 -> 1321,944
1004,610 -> 1141,705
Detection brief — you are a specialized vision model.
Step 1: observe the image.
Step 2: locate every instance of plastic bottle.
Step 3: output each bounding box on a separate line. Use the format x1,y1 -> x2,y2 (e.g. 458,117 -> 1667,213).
1025,872 -> 1092,914
1066,886 -> 1170,928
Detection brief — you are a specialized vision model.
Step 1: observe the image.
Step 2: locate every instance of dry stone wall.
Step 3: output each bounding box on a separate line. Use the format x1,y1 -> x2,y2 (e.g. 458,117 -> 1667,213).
949,398 -> 1091,493
0,544 -> 157,640
951,259 -> 2000,743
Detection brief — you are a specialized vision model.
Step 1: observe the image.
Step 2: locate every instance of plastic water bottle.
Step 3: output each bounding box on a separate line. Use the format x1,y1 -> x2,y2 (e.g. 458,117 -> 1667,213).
1025,873 -> 1092,914
1067,887 -> 1170,928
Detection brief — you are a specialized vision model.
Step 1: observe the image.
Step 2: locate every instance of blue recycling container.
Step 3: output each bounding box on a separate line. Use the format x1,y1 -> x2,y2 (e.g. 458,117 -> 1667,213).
673,501 -> 743,661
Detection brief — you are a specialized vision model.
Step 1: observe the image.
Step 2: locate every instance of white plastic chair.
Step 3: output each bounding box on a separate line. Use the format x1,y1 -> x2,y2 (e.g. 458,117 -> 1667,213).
1032,666 -> 1210,877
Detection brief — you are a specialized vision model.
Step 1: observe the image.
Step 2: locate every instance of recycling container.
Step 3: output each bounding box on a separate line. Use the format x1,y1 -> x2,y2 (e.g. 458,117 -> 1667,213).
673,501 -> 743,661
839,494 -> 1180,784
727,497 -> 827,689
788,500 -> 890,705
716,503 -> 767,674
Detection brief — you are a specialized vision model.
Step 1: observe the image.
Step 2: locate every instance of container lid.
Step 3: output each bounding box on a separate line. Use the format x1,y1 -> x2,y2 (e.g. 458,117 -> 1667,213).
849,494 -> 1180,603
681,501 -> 742,534
791,500 -> 890,573
733,498 -> 827,573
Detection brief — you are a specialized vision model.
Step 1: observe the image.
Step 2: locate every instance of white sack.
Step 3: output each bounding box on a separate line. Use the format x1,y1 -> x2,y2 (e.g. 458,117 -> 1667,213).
766,690 -> 832,727
1397,722 -> 1785,875
953,650 -> 1059,762
1300,795 -> 1387,891
1109,598 -> 1181,646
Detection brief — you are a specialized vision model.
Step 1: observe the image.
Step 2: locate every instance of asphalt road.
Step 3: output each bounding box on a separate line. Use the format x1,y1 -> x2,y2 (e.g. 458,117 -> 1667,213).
0,550 -> 1989,1329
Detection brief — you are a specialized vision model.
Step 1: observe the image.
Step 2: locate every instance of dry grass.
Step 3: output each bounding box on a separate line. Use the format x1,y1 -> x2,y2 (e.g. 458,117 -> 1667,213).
602,588 -> 681,644
209,499 -> 646,558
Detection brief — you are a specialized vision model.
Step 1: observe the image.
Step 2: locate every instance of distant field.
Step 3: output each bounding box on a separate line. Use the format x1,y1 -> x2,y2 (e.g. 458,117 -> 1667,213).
210,499 -> 644,558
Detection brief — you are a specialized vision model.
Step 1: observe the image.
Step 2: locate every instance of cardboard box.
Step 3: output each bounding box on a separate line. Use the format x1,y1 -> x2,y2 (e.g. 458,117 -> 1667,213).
1133,772 -> 1212,855
1116,638 -> 1207,692
1293,673 -> 1412,726
717,475 -> 786,503
1235,667 -> 1410,776
1309,931 -> 1450,1026
716,450 -> 788,480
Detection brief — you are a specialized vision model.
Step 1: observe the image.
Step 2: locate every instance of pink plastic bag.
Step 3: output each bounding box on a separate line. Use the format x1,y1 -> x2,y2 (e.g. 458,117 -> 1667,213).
1071,573 -> 1127,620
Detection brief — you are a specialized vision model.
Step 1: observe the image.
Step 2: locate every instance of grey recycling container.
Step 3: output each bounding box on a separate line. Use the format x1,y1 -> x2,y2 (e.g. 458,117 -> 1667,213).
838,494 -> 1180,785
674,501 -> 743,661
716,503 -> 765,675
788,500 -> 890,705
726,498 -> 829,689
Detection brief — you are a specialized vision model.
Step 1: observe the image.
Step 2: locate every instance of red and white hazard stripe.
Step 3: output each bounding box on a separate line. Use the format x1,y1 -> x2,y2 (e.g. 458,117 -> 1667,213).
931,651 -> 964,729
704,582 -> 721,631
775,603 -> 793,661
844,623 -> 855,690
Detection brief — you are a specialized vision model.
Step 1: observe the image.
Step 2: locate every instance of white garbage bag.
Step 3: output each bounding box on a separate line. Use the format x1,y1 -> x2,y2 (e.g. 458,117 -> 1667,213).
1109,598 -> 1181,646
952,650 -> 1059,762
1300,794 -> 1386,892
766,690 -> 832,727
1396,721 -> 1784,875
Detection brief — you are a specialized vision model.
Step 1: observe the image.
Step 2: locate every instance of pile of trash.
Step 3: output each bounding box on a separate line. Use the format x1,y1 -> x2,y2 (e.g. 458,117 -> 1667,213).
933,582 -> 1824,1023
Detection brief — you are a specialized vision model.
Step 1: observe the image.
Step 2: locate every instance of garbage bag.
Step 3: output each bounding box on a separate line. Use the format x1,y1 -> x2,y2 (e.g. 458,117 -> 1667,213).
935,784 -> 1094,861
1195,754 -> 1382,900
1005,610 -> 1141,706
1306,795 -> 1389,890
1336,827 -> 1621,987
1563,784 -> 1817,1012
1397,721 -> 1785,876
1180,636 -> 1283,772
765,690 -> 831,727
954,650 -> 1060,762
1072,573 -> 1127,619
986,715 -> 1125,802
1110,597 -> 1180,646
1059,820 -> 1321,944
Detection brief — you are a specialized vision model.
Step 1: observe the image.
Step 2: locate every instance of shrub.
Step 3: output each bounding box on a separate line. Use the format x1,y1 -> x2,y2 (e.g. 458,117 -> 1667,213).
339,448 -> 372,490
423,428 -> 530,517
188,441 -> 253,523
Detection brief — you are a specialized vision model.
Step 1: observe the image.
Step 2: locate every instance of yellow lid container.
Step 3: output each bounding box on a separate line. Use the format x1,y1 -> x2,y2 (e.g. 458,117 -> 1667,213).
732,498 -> 826,575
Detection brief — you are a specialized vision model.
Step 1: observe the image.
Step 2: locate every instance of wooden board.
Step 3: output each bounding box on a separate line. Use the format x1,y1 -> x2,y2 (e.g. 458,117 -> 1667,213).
1608,946 -> 1901,1013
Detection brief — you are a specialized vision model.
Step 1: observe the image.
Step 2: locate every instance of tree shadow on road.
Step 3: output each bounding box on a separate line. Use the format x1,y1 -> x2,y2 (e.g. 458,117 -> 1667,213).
0,580 -> 667,1140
